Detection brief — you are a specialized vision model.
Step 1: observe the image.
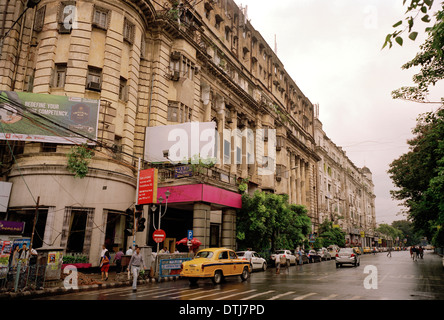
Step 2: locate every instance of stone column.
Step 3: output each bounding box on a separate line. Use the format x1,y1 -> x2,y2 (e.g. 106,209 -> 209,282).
290,153 -> 296,204
296,156 -> 302,204
221,208 -> 236,250
193,203 -> 211,248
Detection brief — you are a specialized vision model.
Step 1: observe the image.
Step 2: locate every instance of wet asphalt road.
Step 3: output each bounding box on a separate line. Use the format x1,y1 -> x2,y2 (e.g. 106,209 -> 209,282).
36,250 -> 444,300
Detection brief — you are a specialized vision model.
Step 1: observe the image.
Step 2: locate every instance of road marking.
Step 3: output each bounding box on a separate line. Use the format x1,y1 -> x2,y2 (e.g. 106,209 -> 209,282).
215,289 -> 257,300
121,287 -> 175,297
240,290 -> 275,300
174,288 -> 219,299
293,292 -> 317,300
267,291 -> 295,300
153,287 -> 203,298
321,294 -> 338,300
190,289 -> 238,300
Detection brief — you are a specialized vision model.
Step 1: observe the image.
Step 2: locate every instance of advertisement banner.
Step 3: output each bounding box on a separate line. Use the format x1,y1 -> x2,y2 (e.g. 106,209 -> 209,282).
0,240 -> 12,279
0,220 -> 25,235
138,168 -> 158,205
10,238 -> 31,267
0,91 -> 100,144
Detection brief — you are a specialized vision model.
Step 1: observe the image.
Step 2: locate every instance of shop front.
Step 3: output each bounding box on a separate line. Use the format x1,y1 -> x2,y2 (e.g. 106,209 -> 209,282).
149,184 -> 242,252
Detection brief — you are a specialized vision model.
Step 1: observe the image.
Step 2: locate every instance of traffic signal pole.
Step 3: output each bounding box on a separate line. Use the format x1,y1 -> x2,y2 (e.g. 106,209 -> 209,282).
133,157 -> 141,249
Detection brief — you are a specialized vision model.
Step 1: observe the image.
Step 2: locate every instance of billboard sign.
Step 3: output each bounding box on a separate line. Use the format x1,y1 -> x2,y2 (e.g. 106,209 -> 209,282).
0,91 -> 100,144
0,182 -> 12,213
137,168 -> 158,205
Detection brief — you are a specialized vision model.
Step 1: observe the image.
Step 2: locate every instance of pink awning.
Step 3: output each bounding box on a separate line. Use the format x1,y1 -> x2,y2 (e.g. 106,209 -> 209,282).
157,184 -> 242,208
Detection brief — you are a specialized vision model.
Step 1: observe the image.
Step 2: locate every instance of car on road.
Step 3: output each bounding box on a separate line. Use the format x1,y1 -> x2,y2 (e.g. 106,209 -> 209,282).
307,249 -> 322,263
236,251 -> 267,271
327,245 -> 339,258
363,247 -> 372,254
335,248 -> 360,268
271,250 -> 297,266
180,247 -> 251,285
317,247 -> 332,261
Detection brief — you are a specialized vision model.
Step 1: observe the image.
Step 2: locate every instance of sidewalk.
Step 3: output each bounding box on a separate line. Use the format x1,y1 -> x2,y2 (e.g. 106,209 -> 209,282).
0,267 -> 182,300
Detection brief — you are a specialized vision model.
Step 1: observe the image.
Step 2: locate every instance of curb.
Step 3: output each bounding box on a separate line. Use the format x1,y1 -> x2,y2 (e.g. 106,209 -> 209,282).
0,275 -> 184,299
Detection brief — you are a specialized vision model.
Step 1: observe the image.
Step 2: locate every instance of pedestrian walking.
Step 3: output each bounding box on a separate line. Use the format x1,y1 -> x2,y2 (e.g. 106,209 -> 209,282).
410,246 -> 413,259
419,246 -> 424,259
244,248 -> 253,267
128,245 -> 146,292
100,250 -> 110,281
114,248 -> 124,273
275,254 -> 281,274
412,246 -> 417,261
387,247 -> 392,257
297,248 -> 303,265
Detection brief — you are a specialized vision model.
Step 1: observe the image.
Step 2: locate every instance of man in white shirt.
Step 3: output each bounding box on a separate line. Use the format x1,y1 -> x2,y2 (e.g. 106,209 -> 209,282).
126,246 -> 133,255
244,248 -> 253,267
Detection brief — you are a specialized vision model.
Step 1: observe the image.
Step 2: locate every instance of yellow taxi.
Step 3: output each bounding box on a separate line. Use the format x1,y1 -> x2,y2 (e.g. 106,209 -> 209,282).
180,247 -> 251,285
352,247 -> 362,255
363,247 -> 372,254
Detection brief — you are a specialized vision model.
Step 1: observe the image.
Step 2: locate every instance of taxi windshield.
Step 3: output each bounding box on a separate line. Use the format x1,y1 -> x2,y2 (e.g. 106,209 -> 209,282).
195,251 -> 214,259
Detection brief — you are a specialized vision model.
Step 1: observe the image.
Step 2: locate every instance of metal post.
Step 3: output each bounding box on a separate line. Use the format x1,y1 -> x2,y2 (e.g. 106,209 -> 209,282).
14,261 -> 21,292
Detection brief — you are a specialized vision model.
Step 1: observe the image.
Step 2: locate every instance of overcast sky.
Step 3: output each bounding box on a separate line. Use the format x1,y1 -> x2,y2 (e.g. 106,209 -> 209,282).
234,0 -> 444,225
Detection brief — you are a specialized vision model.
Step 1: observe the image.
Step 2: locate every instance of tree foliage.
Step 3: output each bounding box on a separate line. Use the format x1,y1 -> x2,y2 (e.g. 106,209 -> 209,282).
236,191 -> 311,252
383,0 -> 444,103
67,144 -> 94,179
388,108 -> 444,246
317,220 -> 346,249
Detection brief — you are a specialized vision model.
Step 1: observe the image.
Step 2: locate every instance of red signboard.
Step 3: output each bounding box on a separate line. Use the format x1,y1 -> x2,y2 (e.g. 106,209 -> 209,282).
137,168 -> 158,205
153,229 -> 166,243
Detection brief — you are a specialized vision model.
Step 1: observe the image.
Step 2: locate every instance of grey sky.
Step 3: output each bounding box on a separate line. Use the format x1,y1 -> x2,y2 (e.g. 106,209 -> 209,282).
234,0 -> 444,224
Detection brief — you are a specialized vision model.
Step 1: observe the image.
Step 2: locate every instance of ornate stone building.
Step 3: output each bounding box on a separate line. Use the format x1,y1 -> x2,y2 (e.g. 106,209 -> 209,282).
314,107 -> 376,247
0,0 -> 374,264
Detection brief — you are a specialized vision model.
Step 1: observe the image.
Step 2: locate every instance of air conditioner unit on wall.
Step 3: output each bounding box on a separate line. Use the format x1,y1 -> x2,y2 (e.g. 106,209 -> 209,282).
86,81 -> 101,91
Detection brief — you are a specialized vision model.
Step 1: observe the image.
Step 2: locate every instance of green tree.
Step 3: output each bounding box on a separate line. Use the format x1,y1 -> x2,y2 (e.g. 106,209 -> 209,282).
317,220 -> 346,248
388,109 -> 444,246
392,220 -> 422,245
236,191 -> 311,252
376,223 -> 404,244
383,0 -> 444,103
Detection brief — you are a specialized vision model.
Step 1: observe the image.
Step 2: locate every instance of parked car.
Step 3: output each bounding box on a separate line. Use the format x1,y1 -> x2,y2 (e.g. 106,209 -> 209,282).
336,248 -> 360,268
317,247 -> 332,261
307,249 -> 322,263
236,251 -> 267,271
180,248 -> 251,285
327,245 -> 339,258
271,250 -> 297,266
363,247 -> 372,254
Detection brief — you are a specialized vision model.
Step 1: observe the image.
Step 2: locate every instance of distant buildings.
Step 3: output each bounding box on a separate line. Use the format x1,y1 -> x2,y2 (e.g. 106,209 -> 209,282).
0,0 -> 376,266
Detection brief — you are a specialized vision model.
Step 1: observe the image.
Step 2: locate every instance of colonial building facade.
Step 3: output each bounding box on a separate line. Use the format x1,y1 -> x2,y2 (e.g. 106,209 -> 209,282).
0,0 -> 374,265
314,107 -> 376,248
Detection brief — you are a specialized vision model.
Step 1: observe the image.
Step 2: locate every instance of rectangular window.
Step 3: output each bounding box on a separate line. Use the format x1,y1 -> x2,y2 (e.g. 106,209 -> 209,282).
224,140 -> 230,164
58,1 -> 76,34
86,66 -> 102,91
123,18 -> 135,44
167,101 -> 179,122
52,63 -> 67,88
34,5 -> 46,32
119,77 -> 128,102
92,6 -> 109,30
167,101 -> 191,123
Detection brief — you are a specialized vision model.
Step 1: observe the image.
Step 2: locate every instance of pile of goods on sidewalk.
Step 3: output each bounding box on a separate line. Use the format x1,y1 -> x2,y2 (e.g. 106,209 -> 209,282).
60,271 -> 102,286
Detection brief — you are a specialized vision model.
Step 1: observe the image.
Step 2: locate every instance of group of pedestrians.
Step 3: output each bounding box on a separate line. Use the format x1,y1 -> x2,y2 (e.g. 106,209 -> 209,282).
410,246 -> 424,261
99,244 -> 147,292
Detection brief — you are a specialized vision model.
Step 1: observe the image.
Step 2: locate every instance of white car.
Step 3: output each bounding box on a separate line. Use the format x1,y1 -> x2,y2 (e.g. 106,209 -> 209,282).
317,247 -> 332,260
271,250 -> 297,266
236,251 -> 267,271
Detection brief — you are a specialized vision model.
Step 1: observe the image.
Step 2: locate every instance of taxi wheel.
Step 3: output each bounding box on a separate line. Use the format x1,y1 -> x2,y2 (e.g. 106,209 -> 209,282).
262,262 -> 267,271
188,278 -> 198,285
240,267 -> 249,281
212,271 -> 223,284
